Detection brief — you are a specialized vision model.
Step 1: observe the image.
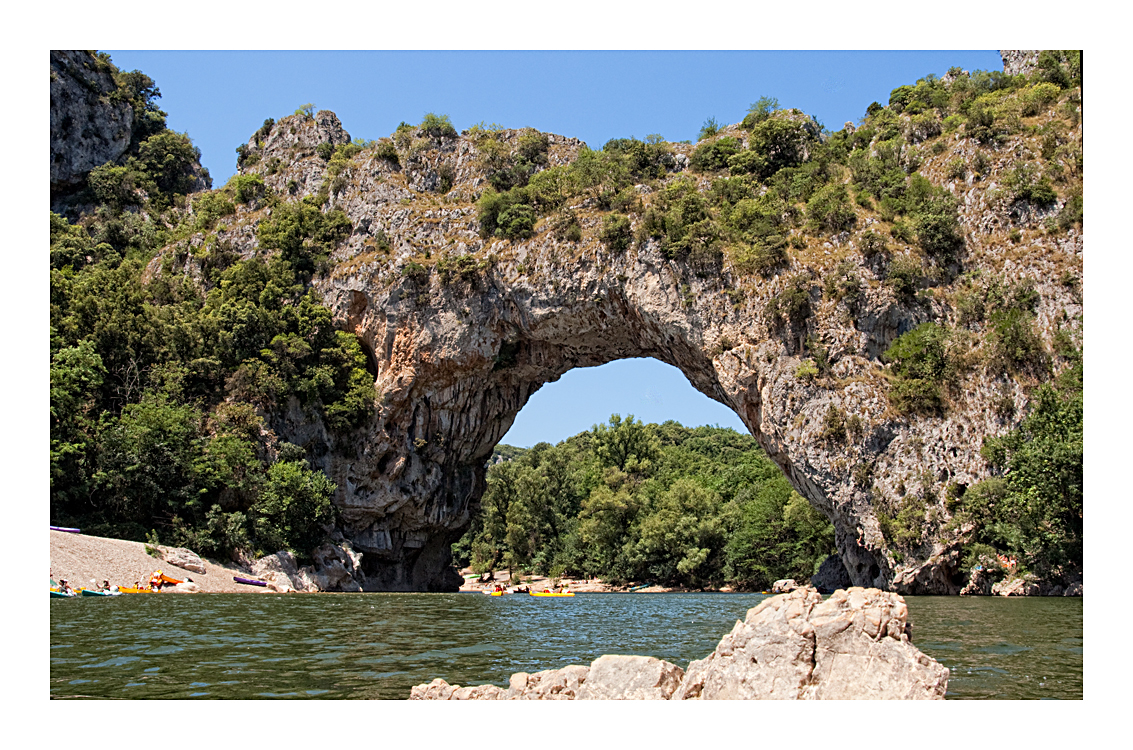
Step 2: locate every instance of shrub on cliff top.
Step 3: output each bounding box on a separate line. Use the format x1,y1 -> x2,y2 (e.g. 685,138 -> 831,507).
420,112 -> 457,139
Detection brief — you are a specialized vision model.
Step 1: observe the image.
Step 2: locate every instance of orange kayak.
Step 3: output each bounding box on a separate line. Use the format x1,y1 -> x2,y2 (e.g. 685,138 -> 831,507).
118,587 -> 157,594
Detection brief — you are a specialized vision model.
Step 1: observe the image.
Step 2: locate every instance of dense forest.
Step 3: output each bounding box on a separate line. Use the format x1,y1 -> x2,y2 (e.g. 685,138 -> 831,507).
452,418 -> 836,590
50,50 -> 1082,590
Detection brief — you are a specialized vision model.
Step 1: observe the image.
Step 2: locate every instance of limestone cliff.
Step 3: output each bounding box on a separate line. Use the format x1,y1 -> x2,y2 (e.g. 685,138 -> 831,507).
50,50 -> 134,195
144,55 -> 1082,592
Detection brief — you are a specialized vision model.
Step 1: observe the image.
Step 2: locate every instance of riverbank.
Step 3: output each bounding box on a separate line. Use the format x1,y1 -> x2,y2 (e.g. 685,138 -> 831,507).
455,568 -> 737,594
49,530 -> 272,594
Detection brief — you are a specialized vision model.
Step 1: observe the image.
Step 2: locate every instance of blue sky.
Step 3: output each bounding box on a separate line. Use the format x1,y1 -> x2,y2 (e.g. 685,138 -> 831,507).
101,50 -> 1003,447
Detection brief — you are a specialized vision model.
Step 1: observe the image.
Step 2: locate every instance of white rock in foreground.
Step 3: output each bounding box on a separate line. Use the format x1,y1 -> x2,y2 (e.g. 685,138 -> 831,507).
410,587 -> 948,700
674,587 -> 948,699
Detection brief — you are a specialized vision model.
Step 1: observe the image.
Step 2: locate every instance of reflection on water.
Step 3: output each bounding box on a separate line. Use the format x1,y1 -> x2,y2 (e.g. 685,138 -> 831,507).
50,592 -> 1081,699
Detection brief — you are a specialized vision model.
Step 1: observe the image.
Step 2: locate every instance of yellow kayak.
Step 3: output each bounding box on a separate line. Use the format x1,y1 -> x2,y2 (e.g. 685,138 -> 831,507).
529,591 -> 574,597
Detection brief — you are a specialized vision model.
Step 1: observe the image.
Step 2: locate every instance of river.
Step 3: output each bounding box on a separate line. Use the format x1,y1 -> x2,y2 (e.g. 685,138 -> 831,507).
49,592 -> 1081,699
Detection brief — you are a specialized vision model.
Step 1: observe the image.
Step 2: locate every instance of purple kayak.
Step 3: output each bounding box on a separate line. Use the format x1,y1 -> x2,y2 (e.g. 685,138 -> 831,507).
50,526 -> 81,533
233,576 -> 267,587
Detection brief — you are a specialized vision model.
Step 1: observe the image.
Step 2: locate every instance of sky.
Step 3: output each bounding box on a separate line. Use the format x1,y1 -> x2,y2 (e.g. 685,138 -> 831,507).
99,49 -> 1005,448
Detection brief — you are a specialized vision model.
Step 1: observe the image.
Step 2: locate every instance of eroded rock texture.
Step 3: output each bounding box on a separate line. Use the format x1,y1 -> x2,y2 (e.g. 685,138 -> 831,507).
156,52 -> 1081,592
674,587 -> 947,699
411,587 -> 947,699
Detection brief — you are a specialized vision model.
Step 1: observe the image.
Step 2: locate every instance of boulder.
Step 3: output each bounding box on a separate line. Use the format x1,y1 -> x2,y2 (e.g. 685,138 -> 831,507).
160,546 -> 207,574
1064,582 -> 1083,596
410,678 -> 506,700
992,577 -> 1026,597
811,554 -> 852,594
959,566 -> 994,596
252,551 -> 311,591
771,579 -> 798,593
411,587 -> 947,700
297,542 -> 366,592
410,657 -> 682,700
576,655 -> 684,700
673,587 -> 948,700
508,665 -> 590,699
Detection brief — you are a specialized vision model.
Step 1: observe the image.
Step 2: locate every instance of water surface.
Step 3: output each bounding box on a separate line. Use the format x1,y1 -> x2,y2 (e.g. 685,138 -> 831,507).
50,592 -> 1081,699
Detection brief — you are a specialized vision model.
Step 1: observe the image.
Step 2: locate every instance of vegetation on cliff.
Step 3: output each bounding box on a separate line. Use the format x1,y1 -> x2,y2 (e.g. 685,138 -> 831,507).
452,418 -> 836,590
49,52 -> 370,561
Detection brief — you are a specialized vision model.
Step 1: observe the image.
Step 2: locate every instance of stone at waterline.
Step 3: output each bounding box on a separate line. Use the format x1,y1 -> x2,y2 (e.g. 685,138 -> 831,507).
675,587 -> 948,699
771,578 -> 798,593
410,586 -> 948,699
410,655 -> 684,700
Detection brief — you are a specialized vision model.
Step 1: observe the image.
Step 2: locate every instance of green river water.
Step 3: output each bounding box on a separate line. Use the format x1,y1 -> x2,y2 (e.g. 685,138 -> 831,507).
49,592 -> 1082,699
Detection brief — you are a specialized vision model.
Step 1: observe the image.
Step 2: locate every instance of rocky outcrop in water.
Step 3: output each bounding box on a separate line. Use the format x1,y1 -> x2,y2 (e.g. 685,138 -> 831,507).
410,587 -> 948,699
674,587 -> 947,699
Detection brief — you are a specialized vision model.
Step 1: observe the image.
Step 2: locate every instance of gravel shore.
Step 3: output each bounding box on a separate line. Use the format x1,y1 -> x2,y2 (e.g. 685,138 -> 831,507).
49,530 -> 272,594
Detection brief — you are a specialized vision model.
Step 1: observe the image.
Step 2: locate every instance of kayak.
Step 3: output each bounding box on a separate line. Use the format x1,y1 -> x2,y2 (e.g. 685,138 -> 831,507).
50,526 -> 81,533
530,591 -> 574,597
233,576 -> 267,587
80,588 -> 121,597
117,587 -> 157,594
50,590 -> 75,598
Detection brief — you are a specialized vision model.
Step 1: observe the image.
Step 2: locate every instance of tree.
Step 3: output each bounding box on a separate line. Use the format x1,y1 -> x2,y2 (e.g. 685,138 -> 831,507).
252,459 -> 336,559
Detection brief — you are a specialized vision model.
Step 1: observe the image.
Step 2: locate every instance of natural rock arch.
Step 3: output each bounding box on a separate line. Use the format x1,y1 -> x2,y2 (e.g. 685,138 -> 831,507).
317,237 -> 916,592
216,100 -> 1078,594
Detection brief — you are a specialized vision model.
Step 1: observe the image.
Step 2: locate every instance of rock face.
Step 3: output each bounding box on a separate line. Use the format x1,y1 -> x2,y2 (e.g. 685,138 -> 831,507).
810,554 -> 852,593
1000,50 -> 1041,77
50,51 -> 134,196
675,587 -> 947,699
411,587 -> 947,699
146,50 -> 1081,592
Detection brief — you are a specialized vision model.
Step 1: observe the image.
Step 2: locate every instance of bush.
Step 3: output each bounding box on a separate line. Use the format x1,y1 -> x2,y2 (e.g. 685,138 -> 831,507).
420,112 -> 457,138
136,130 -> 205,197
806,183 -> 857,234
690,136 -> 741,172
600,214 -> 633,253
885,254 -> 924,299
256,199 -> 352,276
987,308 -> 1046,376
192,191 -> 236,230
374,141 -> 399,165
550,211 -> 582,242
1021,82 -> 1062,116
885,322 -> 950,381
252,459 -> 336,559
228,173 -> 266,204
767,275 -> 812,328
731,235 -> 787,276
87,163 -> 139,207
698,117 -> 720,141
741,96 -> 779,129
